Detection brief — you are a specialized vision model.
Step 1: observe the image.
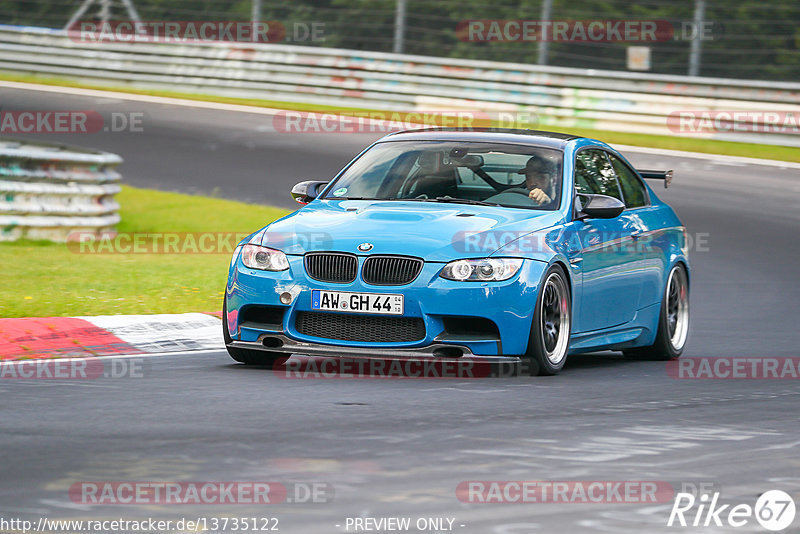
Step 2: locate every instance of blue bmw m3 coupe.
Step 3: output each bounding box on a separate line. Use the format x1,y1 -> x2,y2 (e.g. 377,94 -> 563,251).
223,129 -> 689,375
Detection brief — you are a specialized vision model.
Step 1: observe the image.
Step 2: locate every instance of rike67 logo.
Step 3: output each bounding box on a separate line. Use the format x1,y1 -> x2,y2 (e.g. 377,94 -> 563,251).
668,490 -> 796,531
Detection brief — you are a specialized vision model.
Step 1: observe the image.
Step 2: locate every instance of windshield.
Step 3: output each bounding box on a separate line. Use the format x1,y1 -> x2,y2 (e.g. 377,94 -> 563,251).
324,140 -> 564,210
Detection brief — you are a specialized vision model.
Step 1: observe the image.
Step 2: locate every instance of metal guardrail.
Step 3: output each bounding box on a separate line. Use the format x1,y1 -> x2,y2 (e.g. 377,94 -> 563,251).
0,137 -> 121,241
0,25 -> 799,146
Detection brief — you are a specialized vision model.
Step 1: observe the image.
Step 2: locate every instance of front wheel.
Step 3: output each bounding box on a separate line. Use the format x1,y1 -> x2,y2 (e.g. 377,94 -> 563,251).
524,265 -> 572,376
624,263 -> 689,361
222,298 -> 286,369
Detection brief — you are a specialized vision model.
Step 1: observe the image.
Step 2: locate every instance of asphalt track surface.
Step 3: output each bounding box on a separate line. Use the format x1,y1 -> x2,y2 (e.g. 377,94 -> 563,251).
1,85 -> 800,533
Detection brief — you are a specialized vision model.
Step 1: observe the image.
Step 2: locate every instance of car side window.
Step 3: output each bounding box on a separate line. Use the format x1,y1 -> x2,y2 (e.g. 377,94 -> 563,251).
574,150 -> 623,201
607,153 -> 648,208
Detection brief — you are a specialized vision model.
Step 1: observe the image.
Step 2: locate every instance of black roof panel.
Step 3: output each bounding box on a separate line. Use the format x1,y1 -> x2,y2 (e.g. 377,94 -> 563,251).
380,128 -> 582,149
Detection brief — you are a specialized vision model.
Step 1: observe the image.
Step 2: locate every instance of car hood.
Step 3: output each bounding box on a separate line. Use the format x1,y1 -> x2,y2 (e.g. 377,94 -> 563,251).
257,199 -> 564,261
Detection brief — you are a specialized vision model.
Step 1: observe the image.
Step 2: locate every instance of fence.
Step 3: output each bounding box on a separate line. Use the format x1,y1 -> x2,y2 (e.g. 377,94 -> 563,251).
0,137 -> 122,241
0,25 -> 798,146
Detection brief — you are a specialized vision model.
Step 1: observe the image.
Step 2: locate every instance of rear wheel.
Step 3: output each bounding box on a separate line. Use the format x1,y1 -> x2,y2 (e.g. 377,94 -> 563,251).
524,265 -> 571,376
222,299 -> 285,369
624,263 -> 689,361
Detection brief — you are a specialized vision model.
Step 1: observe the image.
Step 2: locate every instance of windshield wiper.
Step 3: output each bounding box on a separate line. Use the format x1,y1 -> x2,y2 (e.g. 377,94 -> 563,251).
333,196 -> 501,207
424,196 -> 501,207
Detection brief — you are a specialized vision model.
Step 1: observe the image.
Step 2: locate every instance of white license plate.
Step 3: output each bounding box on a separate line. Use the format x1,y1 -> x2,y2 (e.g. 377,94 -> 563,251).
311,290 -> 403,315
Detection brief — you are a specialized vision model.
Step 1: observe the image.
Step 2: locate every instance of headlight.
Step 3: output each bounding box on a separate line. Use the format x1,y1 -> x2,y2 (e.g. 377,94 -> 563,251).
440,258 -> 523,281
240,244 -> 290,271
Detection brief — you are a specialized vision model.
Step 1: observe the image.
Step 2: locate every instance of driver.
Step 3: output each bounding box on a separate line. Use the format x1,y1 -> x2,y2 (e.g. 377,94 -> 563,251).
517,156 -> 556,206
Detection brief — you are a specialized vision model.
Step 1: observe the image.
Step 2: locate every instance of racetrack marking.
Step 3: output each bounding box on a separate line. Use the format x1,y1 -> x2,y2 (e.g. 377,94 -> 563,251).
0,80 -> 291,117
80,313 -> 223,353
0,316 -> 136,360
0,314 -> 225,360
1,80 -> 797,169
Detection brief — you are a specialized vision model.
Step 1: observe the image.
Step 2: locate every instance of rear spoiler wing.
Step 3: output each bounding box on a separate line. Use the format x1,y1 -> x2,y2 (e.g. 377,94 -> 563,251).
637,169 -> 673,188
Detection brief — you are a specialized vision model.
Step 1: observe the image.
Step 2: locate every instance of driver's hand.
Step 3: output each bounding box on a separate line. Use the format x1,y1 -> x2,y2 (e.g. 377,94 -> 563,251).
529,188 -> 551,205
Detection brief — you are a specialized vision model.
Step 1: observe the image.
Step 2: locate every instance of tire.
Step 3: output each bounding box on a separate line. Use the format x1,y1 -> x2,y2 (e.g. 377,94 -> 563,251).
222,299 -> 285,369
624,263 -> 689,361
524,265 -> 572,376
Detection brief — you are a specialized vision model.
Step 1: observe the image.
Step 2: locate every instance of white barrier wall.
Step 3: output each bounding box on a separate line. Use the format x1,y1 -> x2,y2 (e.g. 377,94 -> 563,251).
0,25 -> 798,146
0,138 -> 122,241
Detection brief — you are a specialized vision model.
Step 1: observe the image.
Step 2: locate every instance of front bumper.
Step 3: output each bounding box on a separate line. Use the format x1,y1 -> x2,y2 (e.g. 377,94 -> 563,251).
226,253 -> 547,357
229,335 -> 521,362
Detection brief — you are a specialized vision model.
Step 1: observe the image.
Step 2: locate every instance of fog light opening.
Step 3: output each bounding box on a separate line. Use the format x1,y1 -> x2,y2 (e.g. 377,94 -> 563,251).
433,346 -> 464,358
279,292 -> 293,304
262,337 -> 284,349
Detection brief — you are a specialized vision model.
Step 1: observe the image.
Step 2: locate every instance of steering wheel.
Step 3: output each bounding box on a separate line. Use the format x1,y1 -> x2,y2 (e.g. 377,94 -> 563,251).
499,187 -> 554,208
503,187 -> 532,196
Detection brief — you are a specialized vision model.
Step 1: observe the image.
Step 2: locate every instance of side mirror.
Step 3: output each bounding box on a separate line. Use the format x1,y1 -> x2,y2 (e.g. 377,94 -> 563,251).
576,194 -> 625,220
291,181 -> 328,205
